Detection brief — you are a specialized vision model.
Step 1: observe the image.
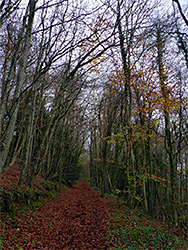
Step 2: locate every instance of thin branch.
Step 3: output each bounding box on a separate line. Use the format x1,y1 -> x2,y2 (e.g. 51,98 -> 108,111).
172,0 -> 188,26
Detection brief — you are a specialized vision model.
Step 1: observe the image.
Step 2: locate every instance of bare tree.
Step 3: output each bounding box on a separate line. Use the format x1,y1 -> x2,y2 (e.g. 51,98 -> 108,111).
0,0 -> 21,29
0,0 -> 36,175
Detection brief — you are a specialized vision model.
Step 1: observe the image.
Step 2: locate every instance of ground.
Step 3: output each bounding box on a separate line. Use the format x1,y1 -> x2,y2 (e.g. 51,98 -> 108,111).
0,168 -> 187,250
1,181 -> 113,249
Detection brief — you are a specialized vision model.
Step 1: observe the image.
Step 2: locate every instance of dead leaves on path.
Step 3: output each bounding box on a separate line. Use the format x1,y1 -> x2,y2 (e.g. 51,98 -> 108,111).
1,182 -> 111,249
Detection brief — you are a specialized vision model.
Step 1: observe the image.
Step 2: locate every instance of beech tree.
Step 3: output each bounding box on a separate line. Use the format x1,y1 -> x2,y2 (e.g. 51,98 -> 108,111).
0,0 -> 36,175
0,0 -> 187,233
0,0 -> 116,185
88,0 -> 188,231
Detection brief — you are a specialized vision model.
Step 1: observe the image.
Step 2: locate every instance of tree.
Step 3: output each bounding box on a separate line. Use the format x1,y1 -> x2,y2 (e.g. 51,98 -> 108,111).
0,0 -> 118,187
88,1 -> 188,229
0,0 -> 36,175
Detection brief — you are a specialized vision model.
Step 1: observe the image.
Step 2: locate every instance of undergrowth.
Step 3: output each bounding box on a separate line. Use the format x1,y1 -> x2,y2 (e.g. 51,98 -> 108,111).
105,200 -> 188,250
0,179 -> 61,250
90,185 -> 187,249
0,180 -> 58,212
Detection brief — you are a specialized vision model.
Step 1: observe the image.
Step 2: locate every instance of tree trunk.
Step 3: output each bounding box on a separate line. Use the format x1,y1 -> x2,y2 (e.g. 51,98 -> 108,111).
0,0 -> 36,175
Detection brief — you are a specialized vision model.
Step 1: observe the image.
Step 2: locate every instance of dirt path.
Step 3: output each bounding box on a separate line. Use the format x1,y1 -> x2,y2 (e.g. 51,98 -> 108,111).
1,182 -> 111,249
1,180 -> 188,249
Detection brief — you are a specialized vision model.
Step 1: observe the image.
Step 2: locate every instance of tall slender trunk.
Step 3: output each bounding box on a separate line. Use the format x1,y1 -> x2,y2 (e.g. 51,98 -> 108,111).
0,5 -> 28,134
0,0 -> 36,175
19,32 -> 46,185
156,27 -> 176,206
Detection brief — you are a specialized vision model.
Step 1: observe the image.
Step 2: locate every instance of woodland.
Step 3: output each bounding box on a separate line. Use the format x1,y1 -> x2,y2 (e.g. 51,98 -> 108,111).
0,0 -> 188,247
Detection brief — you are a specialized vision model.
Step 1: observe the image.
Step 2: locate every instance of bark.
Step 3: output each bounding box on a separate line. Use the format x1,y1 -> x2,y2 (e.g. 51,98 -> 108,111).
0,0 -> 36,175
0,5 -> 28,134
156,27 -> 176,205
9,128 -> 27,167
19,24 -> 46,185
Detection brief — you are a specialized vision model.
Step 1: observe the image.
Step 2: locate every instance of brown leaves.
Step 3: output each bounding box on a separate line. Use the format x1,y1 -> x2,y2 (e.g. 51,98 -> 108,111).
1,182 -> 111,249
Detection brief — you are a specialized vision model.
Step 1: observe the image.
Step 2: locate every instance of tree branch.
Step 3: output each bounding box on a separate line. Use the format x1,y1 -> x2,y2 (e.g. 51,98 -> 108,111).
172,0 -> 188,26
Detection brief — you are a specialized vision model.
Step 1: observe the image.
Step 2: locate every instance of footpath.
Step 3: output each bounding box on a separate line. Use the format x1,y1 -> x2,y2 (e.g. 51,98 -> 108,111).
1,181 -> 187,249
1,182 -> 111,249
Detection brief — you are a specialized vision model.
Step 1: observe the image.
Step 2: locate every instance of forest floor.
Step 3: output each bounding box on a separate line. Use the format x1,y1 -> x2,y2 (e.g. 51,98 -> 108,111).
0,167 -> 188,249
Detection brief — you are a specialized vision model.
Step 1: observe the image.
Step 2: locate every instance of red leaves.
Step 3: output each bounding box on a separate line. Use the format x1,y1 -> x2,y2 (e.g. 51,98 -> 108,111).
1,182 -> 111,249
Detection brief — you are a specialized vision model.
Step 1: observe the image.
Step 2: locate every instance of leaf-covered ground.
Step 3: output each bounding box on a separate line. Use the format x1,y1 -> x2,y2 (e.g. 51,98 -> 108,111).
0,171 -> 187,249
1,181 -> 111,249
